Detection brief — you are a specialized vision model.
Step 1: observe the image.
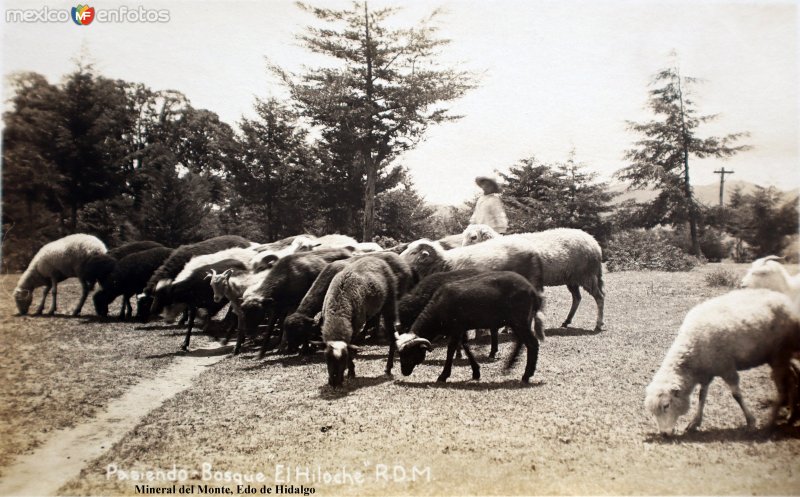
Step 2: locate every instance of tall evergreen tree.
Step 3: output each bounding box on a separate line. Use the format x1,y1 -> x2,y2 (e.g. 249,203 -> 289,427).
616,62 -> 750,254
271,1 -> 475,240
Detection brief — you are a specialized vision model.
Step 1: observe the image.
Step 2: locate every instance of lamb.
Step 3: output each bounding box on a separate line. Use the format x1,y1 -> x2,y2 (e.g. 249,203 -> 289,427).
321,257 -> 399,387
396,269 -> 500,358
139,235 -> 251,322
395,271 -> 544,383
644,289 -> 800,434
283,252 -> 413,353
14,234 -> 107,316
164,258 -> 248,351
400,236 -> 545,334
240,248 -> 354,357
93,247 -> 173,320
207,267 -> 271,354
461,224 -> 605,331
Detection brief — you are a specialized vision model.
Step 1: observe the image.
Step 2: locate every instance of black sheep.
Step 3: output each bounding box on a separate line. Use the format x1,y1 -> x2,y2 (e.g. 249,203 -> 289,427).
239,248 -> 353,358
164,258 -> 248,351
284,251 -> 413,353
82,241 -> 165,288
396,271 -> 544,383
92,247 -> 173,320
139,235 -> 251,322
397,268 -> 501,358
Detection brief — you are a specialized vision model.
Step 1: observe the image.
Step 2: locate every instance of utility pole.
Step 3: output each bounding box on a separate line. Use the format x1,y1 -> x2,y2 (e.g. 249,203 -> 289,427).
714,167 -> 734,207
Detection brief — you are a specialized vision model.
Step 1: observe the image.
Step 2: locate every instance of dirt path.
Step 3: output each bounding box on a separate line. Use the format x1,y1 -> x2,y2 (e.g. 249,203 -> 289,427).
0,337 -> 230,496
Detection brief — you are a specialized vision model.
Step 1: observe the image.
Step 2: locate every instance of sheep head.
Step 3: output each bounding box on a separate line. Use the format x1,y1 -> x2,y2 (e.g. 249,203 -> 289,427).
206,268 -> 233,303
92,290 -> 110,317
400,240 -> 445,280
13,288 -> 32,315
740,256 -> 792,294
644,381 -> 690,435
325,340 -> 358,387
395,332 -> 432,376
284,313 -> 319,353
462,224 -> 499,246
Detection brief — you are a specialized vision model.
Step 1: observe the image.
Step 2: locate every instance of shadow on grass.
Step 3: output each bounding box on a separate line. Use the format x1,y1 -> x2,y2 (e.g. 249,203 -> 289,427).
644,423 -> 800,444
394,378 -> 543,391
142,344 -> 233,360
544,326 -> 602,337
134,324 -> 180,331
238,351 -> 325,371
318,375 -> 395,399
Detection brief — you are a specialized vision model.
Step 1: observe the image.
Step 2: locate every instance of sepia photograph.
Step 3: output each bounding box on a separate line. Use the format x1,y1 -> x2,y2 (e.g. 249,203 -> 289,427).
1,0 -> 798,495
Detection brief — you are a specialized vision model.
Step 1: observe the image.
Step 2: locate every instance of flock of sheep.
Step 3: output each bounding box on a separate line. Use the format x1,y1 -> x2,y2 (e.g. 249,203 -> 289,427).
10,225 -> 800,435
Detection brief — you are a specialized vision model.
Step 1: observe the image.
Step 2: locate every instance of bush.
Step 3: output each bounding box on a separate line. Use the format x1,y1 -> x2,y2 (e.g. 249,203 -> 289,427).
704,267 -> 738,287
606,229 -> 703,272
699,228 -> 731,262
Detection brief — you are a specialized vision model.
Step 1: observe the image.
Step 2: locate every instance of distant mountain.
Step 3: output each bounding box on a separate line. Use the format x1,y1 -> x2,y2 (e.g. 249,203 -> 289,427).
610,180 -> 799,206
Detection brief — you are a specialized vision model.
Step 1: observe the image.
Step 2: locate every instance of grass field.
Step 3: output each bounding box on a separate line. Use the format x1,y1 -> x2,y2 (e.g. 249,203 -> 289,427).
1,263 -> 799,496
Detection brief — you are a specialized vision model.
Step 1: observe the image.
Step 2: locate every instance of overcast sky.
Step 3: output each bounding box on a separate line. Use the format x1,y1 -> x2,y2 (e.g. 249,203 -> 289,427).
2,0 -> 797,205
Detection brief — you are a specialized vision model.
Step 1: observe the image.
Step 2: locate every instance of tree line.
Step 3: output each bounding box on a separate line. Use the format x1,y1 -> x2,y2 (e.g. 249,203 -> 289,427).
2,3 -> 797,270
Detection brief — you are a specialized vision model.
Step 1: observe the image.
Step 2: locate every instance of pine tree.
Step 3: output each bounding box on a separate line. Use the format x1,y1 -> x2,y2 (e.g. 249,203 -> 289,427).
616,62 -> 750,254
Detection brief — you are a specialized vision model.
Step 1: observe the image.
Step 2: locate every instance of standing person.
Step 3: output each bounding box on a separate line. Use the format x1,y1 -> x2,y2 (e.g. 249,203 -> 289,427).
470,174 -> 508,234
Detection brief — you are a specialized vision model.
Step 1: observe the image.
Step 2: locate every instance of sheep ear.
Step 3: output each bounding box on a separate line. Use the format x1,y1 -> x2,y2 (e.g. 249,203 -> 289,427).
419,249 -> 430,260
222,268 -> 234,279
204,272 -> 213,281
347,344 -> 360,353
309,340 -> 325,347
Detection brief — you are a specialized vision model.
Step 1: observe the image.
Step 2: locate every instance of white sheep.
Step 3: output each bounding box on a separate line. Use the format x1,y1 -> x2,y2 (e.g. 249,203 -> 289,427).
740,255 -> 800,305
645,289 -> 800,434
350,242 -> 384,254
13,234 -> 107,316
305,234 -> 359,252
461,224 -> 605,331
250,236 -> 316,272
175,247 -> 258,282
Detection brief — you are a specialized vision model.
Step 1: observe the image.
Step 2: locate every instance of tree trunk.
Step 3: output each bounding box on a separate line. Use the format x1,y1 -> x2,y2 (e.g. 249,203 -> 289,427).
362,150 -> 376,242
70,202 -> 78,233
682,149 -> 700,256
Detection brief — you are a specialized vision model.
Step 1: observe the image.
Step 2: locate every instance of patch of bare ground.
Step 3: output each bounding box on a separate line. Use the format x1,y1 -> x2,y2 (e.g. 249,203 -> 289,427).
46,263 -> 799,496
0,275 -> 184,475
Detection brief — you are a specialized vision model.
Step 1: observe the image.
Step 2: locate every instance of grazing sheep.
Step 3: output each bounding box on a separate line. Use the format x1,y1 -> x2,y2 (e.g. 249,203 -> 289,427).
306,234 -> 359,251
82,241 -> 165,288
400,236 -> 545,334
645,289 -> 800,434
139,235 -> 251,322
93,247 -> 173,320
321,257 -> 399,387
396,269 -> 500,358
250,236 -> 316,272
283,251 -> 413,353
462,224 -> 605,331
14,234 -> 107,316
395,271 -> 544,383
166,258 -> 247,351
240,248 -> 354,357
207,267 -> 271,354
252,235 -> 314,253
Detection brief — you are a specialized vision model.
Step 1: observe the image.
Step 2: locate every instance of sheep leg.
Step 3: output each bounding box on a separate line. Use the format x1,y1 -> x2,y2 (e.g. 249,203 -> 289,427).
561,285 -> 582,328
489,328 -> 499,359
34,282 -> 52,315
72,279 -> 90,316
383,303 -> 397,376
769,362 -> 794,426
258,310 -> 281,359
119,298 -> 127,320
181,306 -> 196,352
589,273 -> 606,332
723,372 -> 756,429
47,280 -> 58,315
125,298 -> 133,320
462,341 -> 480,380
348,354 -> 356,378
437,334 -> 460,383
686,381 -> 710,432
456,331 -> 466,359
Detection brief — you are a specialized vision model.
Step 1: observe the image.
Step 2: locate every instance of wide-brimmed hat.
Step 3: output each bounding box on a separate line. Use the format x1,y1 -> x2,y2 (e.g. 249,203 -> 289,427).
475,175 -> 502,192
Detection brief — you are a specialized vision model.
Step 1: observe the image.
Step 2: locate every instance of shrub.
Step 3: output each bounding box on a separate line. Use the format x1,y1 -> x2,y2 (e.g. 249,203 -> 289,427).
704,268 -> 738,287
606,229 -> 702,272
699,228 -> 731,262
